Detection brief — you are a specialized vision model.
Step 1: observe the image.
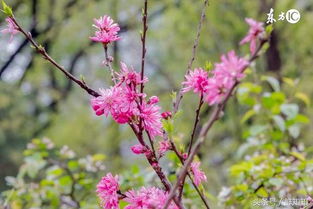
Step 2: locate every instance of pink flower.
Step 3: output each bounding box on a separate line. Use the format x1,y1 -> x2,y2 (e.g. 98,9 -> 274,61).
205,76 -> 232,105
1,17 -> 19,42
90,15 -> 120,44
190,162 -> 207,186
158,140 -> 171,156
91,86 -> 138,124
96,173 -> 120,209
124,187 -> 178,209
131,144 -> 147,155
117,62 -> 148,85
140,103 -> 163,138
148,96 -> 159,105
182,68 -> 209,95
213,50 -> 248,80
161,111 -> 172,120
240,18 -> 265,54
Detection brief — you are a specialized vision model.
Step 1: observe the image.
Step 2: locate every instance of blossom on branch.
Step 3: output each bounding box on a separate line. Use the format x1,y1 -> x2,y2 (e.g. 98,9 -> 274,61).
240,18 -> 265,54
190,161 -> 207,186
1,17 -> 19,42
131,144 -> 148,155
124,187 -> 178,209
96,173 -> 120,209
182,68 -> 209,95
158,140 -> 171,156
140,103 -> 163,138
90,15 -> 120,44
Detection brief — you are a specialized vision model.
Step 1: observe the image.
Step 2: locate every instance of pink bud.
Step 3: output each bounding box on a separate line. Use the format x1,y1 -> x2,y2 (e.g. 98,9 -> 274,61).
182,153 -> 188,160
131,144 -> 147,155
161,111 -> 172,120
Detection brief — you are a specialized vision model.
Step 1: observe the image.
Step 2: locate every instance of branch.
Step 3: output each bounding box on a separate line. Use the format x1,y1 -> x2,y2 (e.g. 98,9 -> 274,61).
178,94 -> 204,199
103,44 -> 117,84
140,0 -> 148,101
170,141 -> 210,209
11,17 -> 100,98
163,39 -> 268,209
173,0 -> 209,114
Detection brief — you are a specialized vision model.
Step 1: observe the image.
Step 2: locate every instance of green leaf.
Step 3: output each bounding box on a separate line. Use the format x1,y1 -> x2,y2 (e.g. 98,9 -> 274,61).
265,24 -> 273,35
268,178 -> 283,187
1,0 -> 13,17
295,92 -> 310,106
272,115 -> 285,131
280,104 -> 299,119
290,151 -> 305,161
241,109 -> 255,124
256,187 -> 268,197
262,76 -> 280,92
288,125 -> 300,139
205,61 -> 213,71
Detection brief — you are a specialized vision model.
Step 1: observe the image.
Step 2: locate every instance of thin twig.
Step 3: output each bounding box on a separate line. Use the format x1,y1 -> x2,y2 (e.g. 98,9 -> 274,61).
170,141 -> 210,209
103,44 -> 117,84
163,39 -> 268,209
178,94 -> 204,199
173,0 -> 209,114
140,0 -> 148,101
11,17 -> 100,97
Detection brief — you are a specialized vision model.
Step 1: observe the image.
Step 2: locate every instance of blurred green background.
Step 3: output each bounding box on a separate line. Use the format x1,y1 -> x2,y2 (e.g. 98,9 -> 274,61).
0,0 -> 312,198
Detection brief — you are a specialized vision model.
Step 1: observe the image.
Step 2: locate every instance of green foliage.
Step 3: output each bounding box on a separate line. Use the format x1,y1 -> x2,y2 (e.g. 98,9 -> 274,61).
1,0 -> 13,17
219,77 -> 313,207
1,138 -> 106,209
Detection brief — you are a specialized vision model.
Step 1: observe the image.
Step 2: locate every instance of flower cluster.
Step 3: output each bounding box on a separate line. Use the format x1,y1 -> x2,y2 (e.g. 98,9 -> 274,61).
97,174 -> 178,209
125,187 -> 178,209
182,51 -> 248,105
91,62 -> 163,138
90,15 -> 120,44
1,17 -> 19,42
96,173 -> 120,209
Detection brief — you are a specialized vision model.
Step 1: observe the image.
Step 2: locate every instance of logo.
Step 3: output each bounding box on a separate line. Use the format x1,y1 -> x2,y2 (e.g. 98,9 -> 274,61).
286,9 -> 301,24
266,8 -> 301,24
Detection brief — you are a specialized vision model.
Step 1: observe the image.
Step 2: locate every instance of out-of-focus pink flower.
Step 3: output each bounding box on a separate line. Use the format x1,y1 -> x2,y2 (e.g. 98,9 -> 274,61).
1,17 -> 19,42
131,144 -> 147,155
96,173 -> 120,209
158,140 -> 171,156
182,68 -> 209,95
204,76 -> 232,105
90,15 -> 120,44
213,50 -> 248,80
190,161 -> 207,186
124,187 -> 178,209
117,62 -> 148,85
148,96 -> 159,105
161,111 -> 172,120
205,51 -> 247,105
182,153 -> 188,160
240,18 -> 265,54
140,103 -> 163,138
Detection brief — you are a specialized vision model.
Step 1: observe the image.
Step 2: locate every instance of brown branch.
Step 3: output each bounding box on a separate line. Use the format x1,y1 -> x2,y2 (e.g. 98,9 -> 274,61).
178,94 -> 204,199
11,17 -> 100,98
103,44 -> 117,84
163,39 -> 269,209
140,0 -> 148,101
173,0 -> 209,114
170,141 -> 210,209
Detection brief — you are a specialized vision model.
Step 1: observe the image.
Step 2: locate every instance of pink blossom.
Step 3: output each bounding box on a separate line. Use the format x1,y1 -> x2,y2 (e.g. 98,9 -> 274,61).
117,62 -> 148,85
91,86 -> 138,124
124,187 -> 178,209
90,15 -> 120,44
161,111 -> 172,120
140,103 -> 163,138
205,76 -> 232,105
240,18 -> 265,54
148,96 -> 159,105
96,173 -> 120,209
158,140 -> 171,156
1,17 -> 19,42
190,161 -> 207,186
131,144 -> 147,155
213,50 -> 248,80
182,68 -> 209,95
